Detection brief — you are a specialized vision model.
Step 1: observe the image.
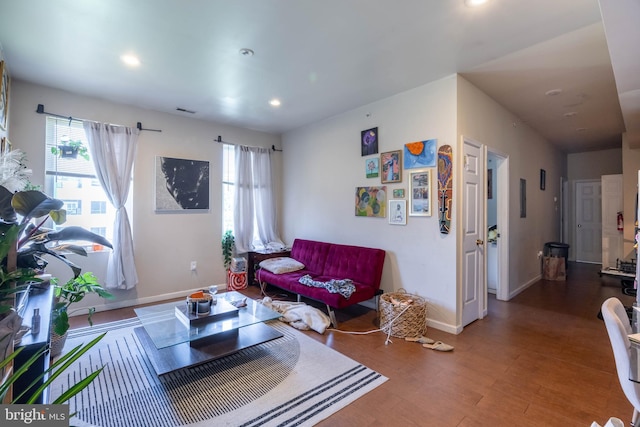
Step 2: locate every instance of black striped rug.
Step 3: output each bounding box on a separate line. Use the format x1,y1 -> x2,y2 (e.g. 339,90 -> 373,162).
50,319 -> 387,427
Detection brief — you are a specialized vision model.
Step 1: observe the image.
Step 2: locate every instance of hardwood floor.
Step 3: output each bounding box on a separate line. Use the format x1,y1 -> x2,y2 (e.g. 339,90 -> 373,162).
69,262 -> 635,426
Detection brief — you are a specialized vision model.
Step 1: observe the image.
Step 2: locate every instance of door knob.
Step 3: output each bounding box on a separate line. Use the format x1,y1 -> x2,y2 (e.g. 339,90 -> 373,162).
476,239 -> 484,245
578,224 -> 582,228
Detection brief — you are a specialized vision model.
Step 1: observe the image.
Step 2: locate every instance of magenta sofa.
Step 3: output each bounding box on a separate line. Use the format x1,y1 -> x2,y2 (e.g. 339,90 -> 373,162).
256,238 -> 386,325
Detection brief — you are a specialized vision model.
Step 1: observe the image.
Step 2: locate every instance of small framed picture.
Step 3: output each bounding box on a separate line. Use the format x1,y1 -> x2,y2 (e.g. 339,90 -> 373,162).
409,169 -> 431,216
381,150 -> 402,183
361,127 -> 378,156
389,200 -> 407,225
393,188 -> 405,198
365,157 -> 379,178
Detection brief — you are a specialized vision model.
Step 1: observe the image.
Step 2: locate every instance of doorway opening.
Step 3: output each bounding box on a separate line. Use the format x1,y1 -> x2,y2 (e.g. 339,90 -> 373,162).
486,149 -> 509,304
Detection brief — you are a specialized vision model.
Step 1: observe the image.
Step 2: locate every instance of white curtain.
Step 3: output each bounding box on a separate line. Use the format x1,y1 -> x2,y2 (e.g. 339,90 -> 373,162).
83,121 -> 139,290
233,145 -> 283,253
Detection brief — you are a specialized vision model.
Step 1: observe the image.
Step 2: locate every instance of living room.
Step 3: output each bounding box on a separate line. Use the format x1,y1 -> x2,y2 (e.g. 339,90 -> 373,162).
1,1 -> 640,424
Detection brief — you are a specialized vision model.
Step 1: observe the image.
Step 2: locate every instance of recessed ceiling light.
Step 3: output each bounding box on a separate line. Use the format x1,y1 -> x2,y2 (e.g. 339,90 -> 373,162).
121,54 -> 140,67
269,99 -> 281,107
564,111 -> 578,118
239,48 -> 254,57
545,89 -> 562,96
464,0 -> 488,7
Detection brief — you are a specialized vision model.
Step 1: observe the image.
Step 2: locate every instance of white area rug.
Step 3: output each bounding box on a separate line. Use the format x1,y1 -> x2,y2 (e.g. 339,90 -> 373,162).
50,318 -> 387,427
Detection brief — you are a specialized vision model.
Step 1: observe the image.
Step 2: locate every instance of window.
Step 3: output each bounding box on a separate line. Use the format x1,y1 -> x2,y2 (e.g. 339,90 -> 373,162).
222,144 -> 235,234
45,117 -> 132,245
62,200 -> 82,215
91,201 -> 107,214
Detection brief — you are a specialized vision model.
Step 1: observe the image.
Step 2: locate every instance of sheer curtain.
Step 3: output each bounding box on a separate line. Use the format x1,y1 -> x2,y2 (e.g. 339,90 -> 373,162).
83,121 -> 139,290
233,145 -> 283,253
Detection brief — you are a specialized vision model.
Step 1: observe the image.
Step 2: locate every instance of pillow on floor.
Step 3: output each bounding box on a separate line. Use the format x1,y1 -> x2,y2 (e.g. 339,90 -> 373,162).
259,257 -> 305,274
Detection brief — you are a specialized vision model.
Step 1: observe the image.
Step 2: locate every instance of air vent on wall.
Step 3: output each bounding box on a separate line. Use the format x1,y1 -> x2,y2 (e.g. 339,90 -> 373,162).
176,107 -> 196,114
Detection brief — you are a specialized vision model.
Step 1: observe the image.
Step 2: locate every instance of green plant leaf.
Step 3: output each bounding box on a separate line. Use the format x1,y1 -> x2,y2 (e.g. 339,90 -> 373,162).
11,190 -> 64,220
0,186 -> 17,223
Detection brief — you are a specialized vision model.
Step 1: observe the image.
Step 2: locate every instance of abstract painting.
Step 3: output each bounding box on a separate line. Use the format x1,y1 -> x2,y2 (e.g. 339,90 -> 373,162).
155,156 -> 210,212
404,139 -> 436,169
355,186 -> 387,217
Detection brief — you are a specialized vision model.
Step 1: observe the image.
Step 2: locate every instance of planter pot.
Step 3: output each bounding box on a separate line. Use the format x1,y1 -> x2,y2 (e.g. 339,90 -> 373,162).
50,331 -> 68,358
57,145 -> 78,159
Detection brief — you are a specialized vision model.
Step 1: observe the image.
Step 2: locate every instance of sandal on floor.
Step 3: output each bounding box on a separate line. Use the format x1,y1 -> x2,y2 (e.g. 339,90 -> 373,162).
422,341 -> 454,352
405,336 -> 435,344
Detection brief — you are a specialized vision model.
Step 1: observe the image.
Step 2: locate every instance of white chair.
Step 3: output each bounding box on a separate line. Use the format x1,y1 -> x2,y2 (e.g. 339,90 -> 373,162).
602,297 -> 640,426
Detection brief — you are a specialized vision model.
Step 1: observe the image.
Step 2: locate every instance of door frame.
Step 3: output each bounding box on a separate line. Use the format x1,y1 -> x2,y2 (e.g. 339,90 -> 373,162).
486,147 -> 509,304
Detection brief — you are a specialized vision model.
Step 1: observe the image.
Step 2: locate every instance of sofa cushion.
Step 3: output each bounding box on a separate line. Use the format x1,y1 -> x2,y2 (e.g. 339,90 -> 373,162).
290,239 -> 332,275
259,257 -> 305,274
323,243 -> 386,289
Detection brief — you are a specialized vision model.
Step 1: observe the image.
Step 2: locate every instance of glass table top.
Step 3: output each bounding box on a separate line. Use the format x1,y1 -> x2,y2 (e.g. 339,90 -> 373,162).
134,291 -> 281,349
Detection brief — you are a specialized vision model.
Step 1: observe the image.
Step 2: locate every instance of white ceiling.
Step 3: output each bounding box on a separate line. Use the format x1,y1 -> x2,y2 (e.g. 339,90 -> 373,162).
0,0 -> 636,153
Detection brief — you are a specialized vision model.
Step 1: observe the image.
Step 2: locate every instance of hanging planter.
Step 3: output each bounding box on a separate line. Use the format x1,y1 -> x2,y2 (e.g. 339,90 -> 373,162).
51,139 -> 90,161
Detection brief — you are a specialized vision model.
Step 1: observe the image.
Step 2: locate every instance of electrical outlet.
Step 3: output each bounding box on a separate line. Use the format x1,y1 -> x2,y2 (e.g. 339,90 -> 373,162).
190,261 -> 197,271
537,251 -> 543,258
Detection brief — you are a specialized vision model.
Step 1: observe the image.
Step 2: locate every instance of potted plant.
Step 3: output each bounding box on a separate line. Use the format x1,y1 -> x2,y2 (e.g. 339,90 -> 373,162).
50,272 -> 113,356
222,230 -> 235,283
51,139 -> 90,161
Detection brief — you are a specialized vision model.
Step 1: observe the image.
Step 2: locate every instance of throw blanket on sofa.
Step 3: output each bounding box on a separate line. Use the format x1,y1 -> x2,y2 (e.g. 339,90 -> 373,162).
298,274 -> 356,299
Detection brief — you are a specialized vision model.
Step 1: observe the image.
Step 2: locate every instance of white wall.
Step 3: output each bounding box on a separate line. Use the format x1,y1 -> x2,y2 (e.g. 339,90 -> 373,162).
281,76 -> 459,332
8,80 -> 281,312
457,76 -> 565,298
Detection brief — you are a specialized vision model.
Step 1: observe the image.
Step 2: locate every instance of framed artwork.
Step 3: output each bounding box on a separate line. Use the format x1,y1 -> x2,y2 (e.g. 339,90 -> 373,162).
0,61 -> 9,131
404,139 -> 436,169
393,188 -> 405,198
1,137 -> 11,154
381,150 -> 402,183
361,127 -> 378,156
520,179 -> 526,218
389,200 -> 407,225
155,156 -> 210,212
365,157 -> 379,178
409,169 -> 431,217
540,169 -> 546,190
355,186 -> 387,217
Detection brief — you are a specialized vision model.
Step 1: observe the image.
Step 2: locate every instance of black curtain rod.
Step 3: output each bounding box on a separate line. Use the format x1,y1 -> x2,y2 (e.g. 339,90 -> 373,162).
214,135 -> 282,152
36,104 -> 162,132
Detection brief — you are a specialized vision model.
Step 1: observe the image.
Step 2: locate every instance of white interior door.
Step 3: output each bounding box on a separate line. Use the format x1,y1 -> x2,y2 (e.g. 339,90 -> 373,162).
462,138 -> 484,327
601,174 -> 623,269
575,180 -> 602,263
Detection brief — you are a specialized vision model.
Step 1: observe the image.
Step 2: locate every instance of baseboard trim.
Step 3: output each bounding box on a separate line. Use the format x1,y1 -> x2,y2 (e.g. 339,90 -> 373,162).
426,318 -> 460,335
70,284 -> 229,317
508,274 -> 541,300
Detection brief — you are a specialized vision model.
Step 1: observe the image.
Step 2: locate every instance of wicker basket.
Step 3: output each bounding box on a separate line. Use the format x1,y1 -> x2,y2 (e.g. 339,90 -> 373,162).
379,290 -> 427,338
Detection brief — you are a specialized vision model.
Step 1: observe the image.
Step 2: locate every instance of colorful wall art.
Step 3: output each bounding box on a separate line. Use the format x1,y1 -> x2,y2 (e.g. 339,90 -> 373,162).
361,127 -> 378,156
380,150 -> 402,183
365,157 -> 379,178
404,139 -> 436,169
355,186 -> 387,217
